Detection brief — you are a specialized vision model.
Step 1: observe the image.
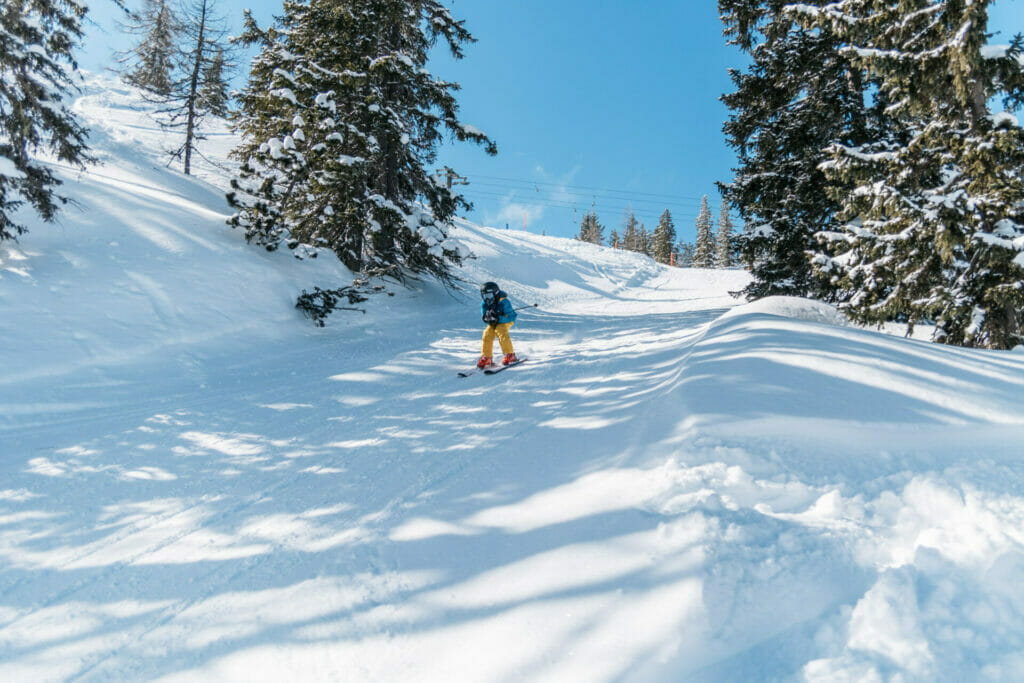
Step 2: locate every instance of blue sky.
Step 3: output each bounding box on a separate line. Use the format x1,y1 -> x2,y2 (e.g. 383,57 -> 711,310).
78,1 -> 1024,242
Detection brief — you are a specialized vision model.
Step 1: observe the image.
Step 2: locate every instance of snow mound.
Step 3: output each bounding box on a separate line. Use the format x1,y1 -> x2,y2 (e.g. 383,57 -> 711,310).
720,295 -> 850,327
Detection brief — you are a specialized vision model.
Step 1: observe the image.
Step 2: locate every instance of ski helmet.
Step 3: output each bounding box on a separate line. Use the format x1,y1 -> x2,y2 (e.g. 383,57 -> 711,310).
480,281 -> 500,300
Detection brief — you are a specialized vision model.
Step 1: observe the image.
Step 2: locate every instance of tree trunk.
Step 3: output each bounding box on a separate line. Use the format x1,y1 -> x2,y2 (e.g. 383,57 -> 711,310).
183,0 -> 208,175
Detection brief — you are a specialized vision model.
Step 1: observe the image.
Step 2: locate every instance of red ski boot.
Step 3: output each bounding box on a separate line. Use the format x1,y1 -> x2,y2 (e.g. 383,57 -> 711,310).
476,356 -> 493,369
502,353 -> 519,365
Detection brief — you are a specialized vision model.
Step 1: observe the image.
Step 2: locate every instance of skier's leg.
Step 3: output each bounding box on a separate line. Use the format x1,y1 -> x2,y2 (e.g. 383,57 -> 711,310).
481,325 -> 496,357
495,322 -> 515,354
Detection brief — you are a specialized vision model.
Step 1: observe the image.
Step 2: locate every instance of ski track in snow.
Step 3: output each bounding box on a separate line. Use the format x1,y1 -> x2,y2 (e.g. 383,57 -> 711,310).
2,75 -> 1024,682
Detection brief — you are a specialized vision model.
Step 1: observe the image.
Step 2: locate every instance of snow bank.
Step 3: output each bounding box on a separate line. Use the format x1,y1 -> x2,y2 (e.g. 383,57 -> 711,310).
720,294 -> 850,327
675,296 -> 1024,680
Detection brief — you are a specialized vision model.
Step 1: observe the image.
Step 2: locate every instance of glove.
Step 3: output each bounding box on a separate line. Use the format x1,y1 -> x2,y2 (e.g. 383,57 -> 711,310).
482,309 -> 498,324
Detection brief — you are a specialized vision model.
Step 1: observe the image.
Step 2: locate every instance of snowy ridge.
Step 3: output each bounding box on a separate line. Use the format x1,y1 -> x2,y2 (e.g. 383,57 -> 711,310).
2,77 -> 1024,682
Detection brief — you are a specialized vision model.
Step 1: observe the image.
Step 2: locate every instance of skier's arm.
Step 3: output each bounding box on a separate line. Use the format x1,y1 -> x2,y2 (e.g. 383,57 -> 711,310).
503,299 -> 517,322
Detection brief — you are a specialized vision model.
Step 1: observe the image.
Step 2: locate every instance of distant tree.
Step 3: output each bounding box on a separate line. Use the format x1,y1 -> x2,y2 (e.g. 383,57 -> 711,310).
228,0 -> 497,288
621,210 -> 640,251
638,223 -> 651,256
716,198 -> 734,267
577,209 -> 603,244
693,195 -> 715,267
198,47 -> 231,117
609,228 -> 620,248
117,0 -> 179,96
0,0 -> 91,241
652,209 -> 675,263
678,241 -> 695,267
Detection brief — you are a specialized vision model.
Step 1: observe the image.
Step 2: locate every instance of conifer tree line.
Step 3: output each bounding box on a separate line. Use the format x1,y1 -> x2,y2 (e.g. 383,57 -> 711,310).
576,195 -> 739,269
720,0 -> 1024,349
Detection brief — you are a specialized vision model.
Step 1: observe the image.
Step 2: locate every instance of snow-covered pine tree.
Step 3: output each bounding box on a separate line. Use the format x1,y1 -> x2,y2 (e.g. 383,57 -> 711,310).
228,0 -> 496,286
117,0 -> 179,96
575,212 -> 587,241
719,0 -> 872,297
638,223 -> 651,256
652,209 -> 675,263
679,241 -> 695,267
716,198 -> 734,268
577,210 -> 603,244
609,228 -> 620,248
693,195 -> 716,267
0,0 -> 91,241
621,210 -> 640,252
799,1 -> 1024,349
588,210 -> 604,245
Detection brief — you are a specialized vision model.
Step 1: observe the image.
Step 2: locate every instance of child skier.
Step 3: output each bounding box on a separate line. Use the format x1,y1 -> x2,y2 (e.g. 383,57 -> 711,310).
478,281 -> 518,368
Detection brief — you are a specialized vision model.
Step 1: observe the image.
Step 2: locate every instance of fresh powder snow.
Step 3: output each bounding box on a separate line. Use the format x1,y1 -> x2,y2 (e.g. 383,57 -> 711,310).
2,76 -> 1024,682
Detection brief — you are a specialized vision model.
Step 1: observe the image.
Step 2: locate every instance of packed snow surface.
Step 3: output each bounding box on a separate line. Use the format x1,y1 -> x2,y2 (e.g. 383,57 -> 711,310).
3,77 -> 1024,682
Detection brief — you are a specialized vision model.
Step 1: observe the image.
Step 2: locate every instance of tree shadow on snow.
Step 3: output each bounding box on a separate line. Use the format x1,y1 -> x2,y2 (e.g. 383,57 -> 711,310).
1,307 -> 1022,680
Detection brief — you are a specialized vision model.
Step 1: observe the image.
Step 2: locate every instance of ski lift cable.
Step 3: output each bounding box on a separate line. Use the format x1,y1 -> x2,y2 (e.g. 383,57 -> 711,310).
463,180 -> 707,209
459,190 -> 699,223
464,173 -> 713,202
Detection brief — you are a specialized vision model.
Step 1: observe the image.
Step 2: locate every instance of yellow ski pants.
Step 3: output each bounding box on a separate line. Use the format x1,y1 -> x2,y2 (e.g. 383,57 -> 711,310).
481,322 -> 515,357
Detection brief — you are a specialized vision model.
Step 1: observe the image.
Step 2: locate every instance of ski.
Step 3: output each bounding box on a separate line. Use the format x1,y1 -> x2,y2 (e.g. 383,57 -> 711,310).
484,358 -> 526,374
458,363 -> 496,377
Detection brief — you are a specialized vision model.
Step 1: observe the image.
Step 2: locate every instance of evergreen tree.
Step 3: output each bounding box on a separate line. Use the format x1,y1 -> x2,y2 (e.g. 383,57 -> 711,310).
0,0 -> 91,241
621,210 -> 640,252
716,198 -> 734,268
638,223 -> 651,256
118,0 -> 179,96
693,195 -> 716,267
679,241 -> 695,267
227,0 -> 497,286
719,0 -> 873,297
577,210 -> 603,244
198,47 -> 231,117
609,228 -> 620,248
800,1 -> 1024,349
590,211 -> 604,245
652,209 -> 675,264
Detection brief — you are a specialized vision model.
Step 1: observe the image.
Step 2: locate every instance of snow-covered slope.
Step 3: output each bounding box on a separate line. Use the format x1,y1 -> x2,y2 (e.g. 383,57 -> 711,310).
2,78 -> 1024,682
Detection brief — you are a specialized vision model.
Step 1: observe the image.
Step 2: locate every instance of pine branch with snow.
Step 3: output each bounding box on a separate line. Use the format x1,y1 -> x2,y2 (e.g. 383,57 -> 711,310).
720,0 -> 873,297
801,0 -> 1024,349
0,0 -> 91,241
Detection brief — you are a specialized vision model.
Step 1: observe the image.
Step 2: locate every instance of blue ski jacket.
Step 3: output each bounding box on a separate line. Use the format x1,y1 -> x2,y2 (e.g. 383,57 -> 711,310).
481,291 -> 517,325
